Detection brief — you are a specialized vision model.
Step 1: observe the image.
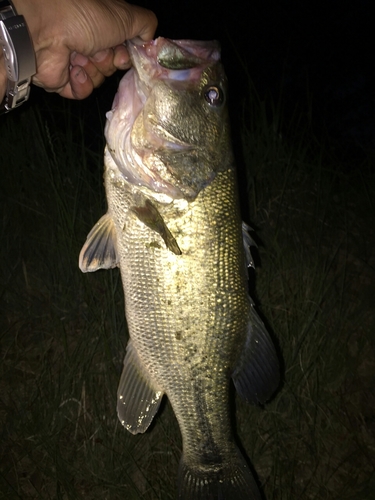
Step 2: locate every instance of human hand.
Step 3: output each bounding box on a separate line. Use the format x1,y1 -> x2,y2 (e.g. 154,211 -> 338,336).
1,0 -> 157,101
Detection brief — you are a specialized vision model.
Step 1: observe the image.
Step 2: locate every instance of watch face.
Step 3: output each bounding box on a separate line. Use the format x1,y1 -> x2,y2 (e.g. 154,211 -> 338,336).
0,6 -> 35,113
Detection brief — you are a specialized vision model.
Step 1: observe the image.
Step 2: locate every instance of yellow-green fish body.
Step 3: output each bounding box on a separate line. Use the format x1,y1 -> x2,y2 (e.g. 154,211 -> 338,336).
80,37 -> 279,499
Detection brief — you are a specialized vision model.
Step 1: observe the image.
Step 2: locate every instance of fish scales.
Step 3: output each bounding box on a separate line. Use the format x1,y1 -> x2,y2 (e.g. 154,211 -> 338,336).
79,37 -> 280,500
107,165 -> 247,442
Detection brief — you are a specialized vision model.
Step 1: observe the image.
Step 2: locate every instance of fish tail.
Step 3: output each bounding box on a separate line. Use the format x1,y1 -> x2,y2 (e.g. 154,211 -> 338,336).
178,448 -> 262,500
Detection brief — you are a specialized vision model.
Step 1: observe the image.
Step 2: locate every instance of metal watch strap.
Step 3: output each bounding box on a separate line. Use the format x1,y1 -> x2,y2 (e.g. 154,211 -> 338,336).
0,0 -> 36,113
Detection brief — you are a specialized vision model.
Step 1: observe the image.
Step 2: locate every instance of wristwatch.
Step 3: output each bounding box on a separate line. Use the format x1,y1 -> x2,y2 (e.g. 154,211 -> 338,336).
0,0 -> 36,114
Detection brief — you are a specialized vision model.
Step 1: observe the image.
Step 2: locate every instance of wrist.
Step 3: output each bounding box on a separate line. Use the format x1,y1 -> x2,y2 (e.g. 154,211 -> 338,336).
13,0 -> 75,57
11,0 -> 43,52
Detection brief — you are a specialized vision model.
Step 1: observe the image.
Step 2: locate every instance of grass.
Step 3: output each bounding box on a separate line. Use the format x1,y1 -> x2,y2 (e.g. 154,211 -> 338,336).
0,70 -> 374,499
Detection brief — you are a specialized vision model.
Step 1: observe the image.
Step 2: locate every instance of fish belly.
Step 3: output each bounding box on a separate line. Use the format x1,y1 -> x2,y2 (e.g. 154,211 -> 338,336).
106,166 -> 261,499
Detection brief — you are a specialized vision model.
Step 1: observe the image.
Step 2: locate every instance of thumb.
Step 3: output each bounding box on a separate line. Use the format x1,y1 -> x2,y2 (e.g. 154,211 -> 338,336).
106,3 -> 158,43
126,4 -> 158,41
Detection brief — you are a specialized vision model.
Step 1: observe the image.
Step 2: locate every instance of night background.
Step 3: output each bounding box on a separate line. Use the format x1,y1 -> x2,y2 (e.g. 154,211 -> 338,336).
26,0 -> 374,162
156,0 -> 373,158
1,0 -> 374,498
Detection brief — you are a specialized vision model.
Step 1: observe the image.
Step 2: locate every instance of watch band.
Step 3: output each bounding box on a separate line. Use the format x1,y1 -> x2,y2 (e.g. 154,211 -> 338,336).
0,0 -> 36,114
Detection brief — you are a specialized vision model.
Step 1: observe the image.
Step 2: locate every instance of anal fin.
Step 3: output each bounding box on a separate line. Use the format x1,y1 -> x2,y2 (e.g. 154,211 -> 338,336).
117,341 -> 164,434
232,299 -> 280,404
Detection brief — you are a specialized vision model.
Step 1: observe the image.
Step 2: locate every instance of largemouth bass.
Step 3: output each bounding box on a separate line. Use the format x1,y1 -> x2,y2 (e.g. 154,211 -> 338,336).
79,37 -> 279,500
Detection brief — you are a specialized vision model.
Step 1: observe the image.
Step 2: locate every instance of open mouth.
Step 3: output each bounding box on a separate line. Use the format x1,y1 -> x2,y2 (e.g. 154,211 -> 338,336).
127,37 -> 221,84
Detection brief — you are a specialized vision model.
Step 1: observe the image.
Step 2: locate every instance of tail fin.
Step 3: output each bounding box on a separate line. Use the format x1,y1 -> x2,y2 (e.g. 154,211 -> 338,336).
178,448 -> 262,500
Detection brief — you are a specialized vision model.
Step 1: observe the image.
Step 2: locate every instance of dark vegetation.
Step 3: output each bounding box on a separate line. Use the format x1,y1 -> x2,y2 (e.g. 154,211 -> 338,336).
1,0 -> 374,497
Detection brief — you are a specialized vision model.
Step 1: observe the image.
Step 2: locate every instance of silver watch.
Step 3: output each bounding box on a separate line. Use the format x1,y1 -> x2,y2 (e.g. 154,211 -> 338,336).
0,0 -> 36,114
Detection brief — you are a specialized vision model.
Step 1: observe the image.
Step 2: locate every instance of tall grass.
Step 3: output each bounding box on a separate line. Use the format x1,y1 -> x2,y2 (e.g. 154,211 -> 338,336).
237,79 -> 375,499
1,71 -> 374,499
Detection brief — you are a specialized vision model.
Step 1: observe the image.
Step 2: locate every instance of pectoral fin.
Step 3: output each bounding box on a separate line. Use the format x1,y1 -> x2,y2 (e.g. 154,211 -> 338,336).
232,299 -> 280,404
79,213 -> 119,272
117,341 -> 164,434
131,199 -> 181,255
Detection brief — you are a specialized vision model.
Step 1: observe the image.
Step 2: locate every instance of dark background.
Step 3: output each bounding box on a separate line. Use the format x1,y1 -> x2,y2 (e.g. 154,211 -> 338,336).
1,2 -> 373,498
32,0 -> 374,165
153,0 -> 374,159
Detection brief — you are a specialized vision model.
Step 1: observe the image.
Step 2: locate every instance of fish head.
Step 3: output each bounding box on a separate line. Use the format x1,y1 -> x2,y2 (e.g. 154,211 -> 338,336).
105,37 -> 233,201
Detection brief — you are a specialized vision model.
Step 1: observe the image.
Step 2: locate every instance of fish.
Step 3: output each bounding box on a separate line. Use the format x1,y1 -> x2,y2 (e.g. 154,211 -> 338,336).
79,37 -> 280,500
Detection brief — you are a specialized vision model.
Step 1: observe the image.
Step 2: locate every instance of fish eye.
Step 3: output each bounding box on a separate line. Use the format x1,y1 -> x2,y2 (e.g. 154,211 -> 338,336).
204,86 -> 224,107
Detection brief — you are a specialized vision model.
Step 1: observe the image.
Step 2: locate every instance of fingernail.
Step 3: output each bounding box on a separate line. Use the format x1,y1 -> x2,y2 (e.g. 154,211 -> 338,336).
92,50 -> 109,62
71,52 -> 89,66
116,55 -> 131,70
74,68 -> 87,84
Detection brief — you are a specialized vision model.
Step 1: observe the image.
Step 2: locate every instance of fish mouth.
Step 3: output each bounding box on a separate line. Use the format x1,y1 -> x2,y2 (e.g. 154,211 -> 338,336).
126,37 -> 220,74
105,38 -> 224,201
126,37 -> 221,87
125,37 -> 222,156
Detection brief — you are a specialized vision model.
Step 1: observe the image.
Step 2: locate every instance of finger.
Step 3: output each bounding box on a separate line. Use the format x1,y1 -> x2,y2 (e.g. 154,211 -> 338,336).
113,44 -> 131,70
71,52 -> 108,87
58,66 -> 94,99
70,51 -> 89,68
89,49 -> 116,77
126,6 -> 158,42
